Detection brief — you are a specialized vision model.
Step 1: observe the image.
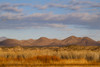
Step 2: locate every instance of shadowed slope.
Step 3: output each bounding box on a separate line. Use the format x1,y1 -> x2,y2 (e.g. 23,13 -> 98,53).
78,37 -> 99,46
61,36 -> 82,45
0,39 -> 21,46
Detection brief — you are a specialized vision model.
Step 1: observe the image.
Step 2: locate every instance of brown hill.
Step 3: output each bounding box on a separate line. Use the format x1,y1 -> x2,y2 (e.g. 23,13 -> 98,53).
0,36 -> 99,46
78,37 -> 99,46
0,39 -> 35,46
61,36 -> 82,45
0,39 -> 21,46
32,37 -> 52,46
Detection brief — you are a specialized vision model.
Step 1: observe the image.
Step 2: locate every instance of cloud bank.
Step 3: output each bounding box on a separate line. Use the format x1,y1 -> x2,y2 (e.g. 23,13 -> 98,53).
0,0 -> 100,30
0,12 -> 100,29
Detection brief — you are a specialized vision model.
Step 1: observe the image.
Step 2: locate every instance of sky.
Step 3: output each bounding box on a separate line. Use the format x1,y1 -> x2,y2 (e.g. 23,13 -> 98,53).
0,0 -> 100,40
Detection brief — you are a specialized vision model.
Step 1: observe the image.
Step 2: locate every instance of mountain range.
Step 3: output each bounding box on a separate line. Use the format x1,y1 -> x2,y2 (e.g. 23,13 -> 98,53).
0,36 -> 100,47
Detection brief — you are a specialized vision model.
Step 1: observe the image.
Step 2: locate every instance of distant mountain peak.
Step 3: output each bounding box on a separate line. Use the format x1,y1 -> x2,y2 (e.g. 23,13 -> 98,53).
63,36 -> 81,41
0,37 -> 7,41
67,36 -> 77,39
39,37 -> 48,39
69,36 -> 77,38
37,37 -> 49,41
0,37 -> 7,38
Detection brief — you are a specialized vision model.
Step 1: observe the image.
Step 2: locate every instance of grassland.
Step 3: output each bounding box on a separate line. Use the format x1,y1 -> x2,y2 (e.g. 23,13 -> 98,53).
0,45 -> 100,66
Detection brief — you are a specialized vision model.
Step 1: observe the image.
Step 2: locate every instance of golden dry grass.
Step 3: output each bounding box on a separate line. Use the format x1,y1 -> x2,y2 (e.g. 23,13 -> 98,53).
0,46 -> 100,66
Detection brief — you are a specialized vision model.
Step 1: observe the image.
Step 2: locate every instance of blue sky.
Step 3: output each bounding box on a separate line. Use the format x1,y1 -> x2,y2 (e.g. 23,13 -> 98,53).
0,0 -> 100,40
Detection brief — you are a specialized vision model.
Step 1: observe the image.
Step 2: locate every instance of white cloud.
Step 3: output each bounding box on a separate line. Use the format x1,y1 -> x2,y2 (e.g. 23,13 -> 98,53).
0,3 -> 10,8
47,24 -> 67,28
2,7 -> 23,13
33,3 -> 68,10
91,3 -> 100,7
0,3 -> 23,13
34,5 -> 48,10
13,3 -> 31,7
48,3 -> 67,8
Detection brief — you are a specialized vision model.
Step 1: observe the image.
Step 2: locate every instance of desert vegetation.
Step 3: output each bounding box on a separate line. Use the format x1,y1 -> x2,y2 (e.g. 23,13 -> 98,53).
0,45 -> 100,66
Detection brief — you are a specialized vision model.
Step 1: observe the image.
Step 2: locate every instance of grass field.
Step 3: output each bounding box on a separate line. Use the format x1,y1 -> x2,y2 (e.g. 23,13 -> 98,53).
0,45 -> 100,66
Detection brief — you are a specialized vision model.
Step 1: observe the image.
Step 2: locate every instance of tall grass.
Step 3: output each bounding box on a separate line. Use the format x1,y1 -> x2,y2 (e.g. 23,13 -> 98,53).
0,46 -> 100,64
